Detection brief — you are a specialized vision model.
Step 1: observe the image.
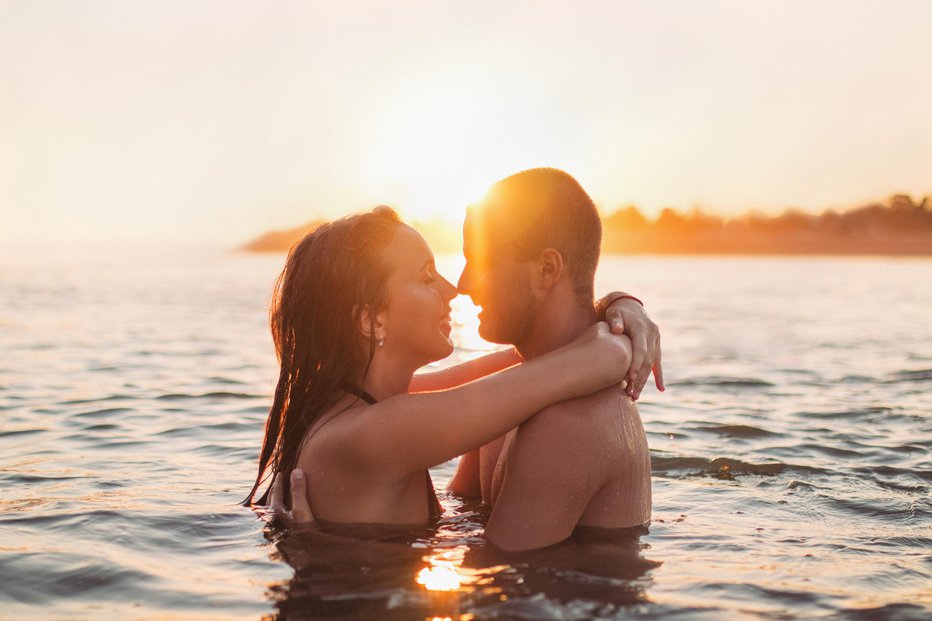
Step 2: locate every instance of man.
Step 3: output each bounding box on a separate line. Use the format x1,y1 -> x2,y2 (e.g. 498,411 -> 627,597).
445,168 -> 655,550
277,168 -> 662,551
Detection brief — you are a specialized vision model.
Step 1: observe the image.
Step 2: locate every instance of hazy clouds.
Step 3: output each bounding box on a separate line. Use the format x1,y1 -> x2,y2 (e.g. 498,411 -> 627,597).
2,1 -> 930,244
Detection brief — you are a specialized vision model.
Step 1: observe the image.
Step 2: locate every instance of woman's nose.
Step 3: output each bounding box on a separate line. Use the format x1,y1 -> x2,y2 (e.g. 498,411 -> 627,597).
440,275 -> 458,302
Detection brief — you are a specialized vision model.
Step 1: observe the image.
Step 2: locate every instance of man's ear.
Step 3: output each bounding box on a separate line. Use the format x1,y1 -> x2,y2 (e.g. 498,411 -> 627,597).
534,248 -> 564,290
358,304 -> 387,341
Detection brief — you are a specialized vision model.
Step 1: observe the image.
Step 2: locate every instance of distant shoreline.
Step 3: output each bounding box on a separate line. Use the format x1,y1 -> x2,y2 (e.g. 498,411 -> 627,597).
243,194 -> 932,256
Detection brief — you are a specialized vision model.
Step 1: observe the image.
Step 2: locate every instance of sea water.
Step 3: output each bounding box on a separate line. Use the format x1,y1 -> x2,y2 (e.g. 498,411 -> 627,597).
1,244 -> 929,620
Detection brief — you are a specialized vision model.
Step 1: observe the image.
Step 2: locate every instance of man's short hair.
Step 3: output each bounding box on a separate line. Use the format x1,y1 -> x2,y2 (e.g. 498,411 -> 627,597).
471,168 -> 602,305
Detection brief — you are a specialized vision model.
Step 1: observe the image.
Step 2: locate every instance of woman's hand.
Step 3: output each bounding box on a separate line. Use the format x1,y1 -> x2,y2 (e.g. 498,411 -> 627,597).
571,322 -> 634,390
600,294 -> 665,400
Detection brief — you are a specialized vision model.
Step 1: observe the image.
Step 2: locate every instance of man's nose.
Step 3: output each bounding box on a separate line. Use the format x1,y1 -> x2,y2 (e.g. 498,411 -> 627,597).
456,268 -> 470,296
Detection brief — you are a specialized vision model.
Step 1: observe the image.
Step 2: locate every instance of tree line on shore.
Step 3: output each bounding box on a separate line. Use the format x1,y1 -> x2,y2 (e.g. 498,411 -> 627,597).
244,194 -> 932,255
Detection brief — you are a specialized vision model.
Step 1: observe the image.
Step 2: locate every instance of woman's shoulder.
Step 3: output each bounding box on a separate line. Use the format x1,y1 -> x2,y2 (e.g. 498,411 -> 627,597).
298,398 -> 379,466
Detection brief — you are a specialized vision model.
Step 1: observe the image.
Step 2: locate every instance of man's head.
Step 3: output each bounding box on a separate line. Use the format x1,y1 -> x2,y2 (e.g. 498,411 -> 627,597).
458,168 -> 602,346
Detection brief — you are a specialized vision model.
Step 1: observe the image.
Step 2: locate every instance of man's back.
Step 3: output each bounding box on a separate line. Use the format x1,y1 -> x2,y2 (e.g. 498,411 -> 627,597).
480,386 -> 651,550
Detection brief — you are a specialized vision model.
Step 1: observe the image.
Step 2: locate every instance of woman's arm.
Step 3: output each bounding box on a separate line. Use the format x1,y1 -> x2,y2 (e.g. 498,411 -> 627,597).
410,292 -> 664,397
596,291 -> 664,399
332,323 -> 632,478
414,349 -> 521,497
409,348 -> 522,392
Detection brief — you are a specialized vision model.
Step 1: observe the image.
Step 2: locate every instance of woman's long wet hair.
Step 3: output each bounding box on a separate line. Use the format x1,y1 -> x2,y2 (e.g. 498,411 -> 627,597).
244,206 -> 403,507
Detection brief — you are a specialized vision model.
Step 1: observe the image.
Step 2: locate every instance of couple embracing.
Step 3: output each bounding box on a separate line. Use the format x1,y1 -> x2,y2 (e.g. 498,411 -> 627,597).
246,168 -> 664,552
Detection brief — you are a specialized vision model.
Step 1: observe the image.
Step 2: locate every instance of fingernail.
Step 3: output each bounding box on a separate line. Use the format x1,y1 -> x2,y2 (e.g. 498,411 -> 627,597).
292,471 -> 303,480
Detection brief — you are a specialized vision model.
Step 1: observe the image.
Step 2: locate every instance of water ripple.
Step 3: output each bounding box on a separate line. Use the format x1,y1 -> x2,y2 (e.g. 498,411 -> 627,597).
651,454 -> 828,479
697,424 -> 778,438
670,376 -> 776,389
4,252 -> 931,619
154,391 -> 264,401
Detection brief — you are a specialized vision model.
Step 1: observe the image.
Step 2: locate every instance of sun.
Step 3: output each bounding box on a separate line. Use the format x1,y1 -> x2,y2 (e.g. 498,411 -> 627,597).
358,131 -> 498,225
356,82 -> 531,225
354,69 -> 594,229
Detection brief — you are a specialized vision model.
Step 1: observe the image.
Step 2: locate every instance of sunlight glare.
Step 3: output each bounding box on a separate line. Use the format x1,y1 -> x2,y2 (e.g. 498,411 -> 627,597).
416,563 -> 461,592
358,80 -> 532,225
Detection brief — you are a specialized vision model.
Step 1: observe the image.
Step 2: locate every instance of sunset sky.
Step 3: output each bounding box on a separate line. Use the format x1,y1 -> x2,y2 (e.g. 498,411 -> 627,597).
2,1 -> 930,245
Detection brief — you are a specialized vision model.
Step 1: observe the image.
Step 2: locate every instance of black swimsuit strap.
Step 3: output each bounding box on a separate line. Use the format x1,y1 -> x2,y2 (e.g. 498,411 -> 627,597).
341,383 -> 378,405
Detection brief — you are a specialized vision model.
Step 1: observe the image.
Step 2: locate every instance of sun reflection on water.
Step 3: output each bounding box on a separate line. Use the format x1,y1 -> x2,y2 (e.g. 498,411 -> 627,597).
416,549 -> 473,619
416,563 -> 461,591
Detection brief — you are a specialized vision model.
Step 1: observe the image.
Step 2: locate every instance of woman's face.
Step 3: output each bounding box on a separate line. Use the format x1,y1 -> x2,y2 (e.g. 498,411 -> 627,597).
378,225 -> 457,365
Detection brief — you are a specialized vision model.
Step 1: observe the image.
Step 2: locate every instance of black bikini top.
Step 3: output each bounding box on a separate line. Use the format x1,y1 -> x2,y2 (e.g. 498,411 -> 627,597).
341,382 -> 442,521
342,383 -> 378,405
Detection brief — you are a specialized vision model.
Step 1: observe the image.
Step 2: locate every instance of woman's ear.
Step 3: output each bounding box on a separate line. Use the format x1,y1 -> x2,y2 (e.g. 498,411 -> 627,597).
534,247 -> 565,290
358,304 -> 387,342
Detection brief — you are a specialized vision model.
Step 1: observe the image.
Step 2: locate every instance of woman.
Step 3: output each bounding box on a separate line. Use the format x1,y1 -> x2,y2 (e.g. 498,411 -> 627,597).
245,207 -> 638,525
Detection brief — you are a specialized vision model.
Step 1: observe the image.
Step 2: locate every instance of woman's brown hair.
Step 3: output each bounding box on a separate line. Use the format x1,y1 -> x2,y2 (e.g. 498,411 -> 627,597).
244,206 -> 402,507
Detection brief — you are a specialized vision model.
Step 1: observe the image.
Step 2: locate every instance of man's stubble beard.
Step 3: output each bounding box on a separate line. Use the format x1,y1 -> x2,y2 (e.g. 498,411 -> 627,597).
477,276 -> 537,348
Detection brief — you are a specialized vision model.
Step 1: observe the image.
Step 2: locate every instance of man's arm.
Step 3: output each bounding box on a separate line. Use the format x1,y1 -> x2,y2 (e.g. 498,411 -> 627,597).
446,448 -> 481,497
484,402 -> 608,551
409,348 -> 522,392
446,433 -> 508,501
411,292 -> 663,399
269,470 -> 315,525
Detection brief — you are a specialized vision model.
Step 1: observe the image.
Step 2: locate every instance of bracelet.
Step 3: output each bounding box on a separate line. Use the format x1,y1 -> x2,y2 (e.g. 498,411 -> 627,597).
595,291 -> 644,320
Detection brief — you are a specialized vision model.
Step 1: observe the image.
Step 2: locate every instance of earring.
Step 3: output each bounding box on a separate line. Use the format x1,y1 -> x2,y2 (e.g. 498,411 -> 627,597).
378,336 -> 384,348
